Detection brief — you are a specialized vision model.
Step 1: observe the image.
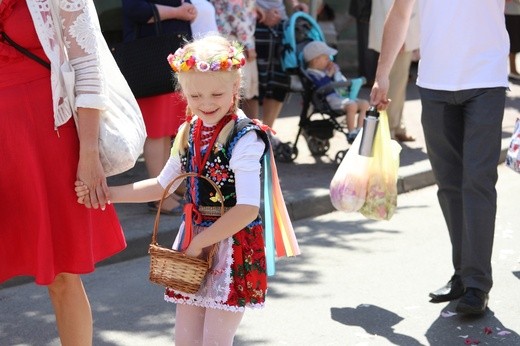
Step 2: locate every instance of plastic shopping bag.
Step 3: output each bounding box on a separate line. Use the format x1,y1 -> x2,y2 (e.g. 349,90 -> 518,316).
505,118 -> 520,174
329,129 -> 371,212
359,111 -> 402,220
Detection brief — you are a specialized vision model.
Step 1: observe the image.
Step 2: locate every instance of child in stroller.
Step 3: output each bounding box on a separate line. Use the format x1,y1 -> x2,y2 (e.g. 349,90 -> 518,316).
274,11 -> 367,162
303,41 -> 369,144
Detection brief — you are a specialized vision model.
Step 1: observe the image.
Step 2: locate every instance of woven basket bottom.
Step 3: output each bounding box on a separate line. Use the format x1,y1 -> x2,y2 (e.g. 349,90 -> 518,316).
149,244 -> 209,294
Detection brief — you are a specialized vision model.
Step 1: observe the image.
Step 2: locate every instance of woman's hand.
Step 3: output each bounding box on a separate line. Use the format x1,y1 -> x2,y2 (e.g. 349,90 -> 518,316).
76,107 -> 110,210
76,150 -> 110,210
176,2 -> 197,22
155,2 -> 197,22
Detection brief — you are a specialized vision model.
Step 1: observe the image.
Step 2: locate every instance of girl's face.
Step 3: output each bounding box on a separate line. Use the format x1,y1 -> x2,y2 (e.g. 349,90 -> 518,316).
182,72 -> 239,125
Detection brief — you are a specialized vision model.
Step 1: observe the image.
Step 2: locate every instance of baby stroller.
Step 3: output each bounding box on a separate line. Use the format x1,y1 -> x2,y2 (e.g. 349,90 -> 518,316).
276,12 -> 365,163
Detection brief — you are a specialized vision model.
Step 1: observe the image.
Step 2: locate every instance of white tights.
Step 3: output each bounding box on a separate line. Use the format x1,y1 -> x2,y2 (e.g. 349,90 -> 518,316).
174,304 -> 244,346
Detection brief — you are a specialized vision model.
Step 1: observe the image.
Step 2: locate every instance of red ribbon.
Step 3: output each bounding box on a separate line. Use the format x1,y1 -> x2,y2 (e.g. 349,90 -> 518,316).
181,203 -> 203,251
252,119 -> 275,135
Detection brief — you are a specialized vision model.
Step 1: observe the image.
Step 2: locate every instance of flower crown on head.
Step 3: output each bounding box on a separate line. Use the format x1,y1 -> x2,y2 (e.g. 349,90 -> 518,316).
167,42 -> 246,73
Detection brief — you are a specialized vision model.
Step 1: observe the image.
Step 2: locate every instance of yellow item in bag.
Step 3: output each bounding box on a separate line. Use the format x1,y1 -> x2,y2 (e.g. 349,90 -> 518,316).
359,111 -> 402,220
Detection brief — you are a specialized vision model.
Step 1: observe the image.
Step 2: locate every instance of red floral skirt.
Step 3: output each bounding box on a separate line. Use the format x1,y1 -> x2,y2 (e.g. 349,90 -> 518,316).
165,223 -> 267,311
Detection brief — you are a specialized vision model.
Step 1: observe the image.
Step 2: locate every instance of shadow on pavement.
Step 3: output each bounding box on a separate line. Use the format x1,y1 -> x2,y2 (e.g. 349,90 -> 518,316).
513,271 -> 520,281
331,304 -> 424,346
425,303 -> 520,346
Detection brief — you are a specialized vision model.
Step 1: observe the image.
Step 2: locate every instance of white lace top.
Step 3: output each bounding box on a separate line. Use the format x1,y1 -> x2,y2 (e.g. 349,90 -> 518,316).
27,0 -> 121,128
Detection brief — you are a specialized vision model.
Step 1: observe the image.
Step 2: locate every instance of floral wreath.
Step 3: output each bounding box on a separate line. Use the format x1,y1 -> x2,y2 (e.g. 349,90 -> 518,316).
167,42 -> 246,73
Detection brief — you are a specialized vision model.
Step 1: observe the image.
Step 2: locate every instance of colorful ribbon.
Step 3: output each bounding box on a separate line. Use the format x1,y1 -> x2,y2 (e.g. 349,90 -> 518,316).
263,146 -> 301,276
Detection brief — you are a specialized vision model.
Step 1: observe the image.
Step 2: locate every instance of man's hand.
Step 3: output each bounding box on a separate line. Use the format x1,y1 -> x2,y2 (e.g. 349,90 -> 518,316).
370,77 -> 391,110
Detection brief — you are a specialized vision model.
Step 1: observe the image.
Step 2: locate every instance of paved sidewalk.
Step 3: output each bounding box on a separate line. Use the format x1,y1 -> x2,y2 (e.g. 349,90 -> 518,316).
1,76 -> 519,290
82,77 -> 519,270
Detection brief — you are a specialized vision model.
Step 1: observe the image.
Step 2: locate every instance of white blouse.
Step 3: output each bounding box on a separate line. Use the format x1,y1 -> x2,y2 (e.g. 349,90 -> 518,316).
158,115 -> 266,207
27,0 -> 126,128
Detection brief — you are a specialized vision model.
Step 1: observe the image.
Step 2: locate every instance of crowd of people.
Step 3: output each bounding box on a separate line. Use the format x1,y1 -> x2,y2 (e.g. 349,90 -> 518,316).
1,0 -> 518,344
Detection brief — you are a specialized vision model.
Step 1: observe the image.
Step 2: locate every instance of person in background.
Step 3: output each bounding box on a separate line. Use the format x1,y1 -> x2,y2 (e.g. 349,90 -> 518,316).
371,0 -> 509,316
252,0 -> 308,146
209,0 -> 263,119
122,0 -> 196,215
349,0 -> 378,86
303,41 -> 369,143
0,0 -> 128,344
190,0 -> 218,37
368,0 -> 419,142
76,34 -> 272,346
506,0 -> 520,81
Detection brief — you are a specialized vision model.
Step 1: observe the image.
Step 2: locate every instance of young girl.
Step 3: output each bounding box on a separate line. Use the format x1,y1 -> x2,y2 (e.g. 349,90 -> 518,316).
76,34 -> 275,345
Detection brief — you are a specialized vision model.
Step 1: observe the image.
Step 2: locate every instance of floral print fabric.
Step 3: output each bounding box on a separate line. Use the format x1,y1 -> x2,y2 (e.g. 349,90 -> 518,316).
164,118 -> 268,312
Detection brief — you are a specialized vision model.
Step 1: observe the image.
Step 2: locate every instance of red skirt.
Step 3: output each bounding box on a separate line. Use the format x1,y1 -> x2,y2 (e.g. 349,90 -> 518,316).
137,92 -> 187,138
0,74 -> 126,285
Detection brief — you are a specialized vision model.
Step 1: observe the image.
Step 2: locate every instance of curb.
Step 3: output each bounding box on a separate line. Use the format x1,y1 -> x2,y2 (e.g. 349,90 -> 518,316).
284,139 -> 510,222
0,142 -> 510,290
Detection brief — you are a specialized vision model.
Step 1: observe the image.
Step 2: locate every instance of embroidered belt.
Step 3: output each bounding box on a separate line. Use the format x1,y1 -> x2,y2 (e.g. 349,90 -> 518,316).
198,205 -> 231,217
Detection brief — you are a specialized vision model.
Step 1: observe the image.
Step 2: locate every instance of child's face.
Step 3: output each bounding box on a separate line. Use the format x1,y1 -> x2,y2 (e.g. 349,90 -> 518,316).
309,54 -> 332,71
182,72 -> 239,125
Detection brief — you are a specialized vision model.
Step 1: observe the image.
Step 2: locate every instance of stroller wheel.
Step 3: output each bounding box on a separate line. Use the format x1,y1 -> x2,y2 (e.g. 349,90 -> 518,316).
306,136 -> 330,156
334,149 -> 348,164
274,142 -> 298,162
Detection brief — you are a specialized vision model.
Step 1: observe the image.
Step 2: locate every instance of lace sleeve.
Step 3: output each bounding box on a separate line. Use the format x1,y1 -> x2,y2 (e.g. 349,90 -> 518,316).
57,0 -> 106,109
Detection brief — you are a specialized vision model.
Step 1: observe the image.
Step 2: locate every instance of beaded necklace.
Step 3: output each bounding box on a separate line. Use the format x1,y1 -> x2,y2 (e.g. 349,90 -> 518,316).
192,114 -> 234,174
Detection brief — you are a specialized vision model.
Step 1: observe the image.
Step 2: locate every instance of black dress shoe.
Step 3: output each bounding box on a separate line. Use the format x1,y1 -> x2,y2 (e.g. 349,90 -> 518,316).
456,288 -> 489,315
429,275 -> 464,303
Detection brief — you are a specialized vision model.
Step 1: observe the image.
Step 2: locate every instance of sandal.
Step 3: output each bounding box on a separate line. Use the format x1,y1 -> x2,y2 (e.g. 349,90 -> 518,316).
147,201 -> 183,216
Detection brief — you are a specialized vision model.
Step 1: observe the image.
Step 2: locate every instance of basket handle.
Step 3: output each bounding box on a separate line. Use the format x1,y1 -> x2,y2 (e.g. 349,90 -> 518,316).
151,172 -> 225,257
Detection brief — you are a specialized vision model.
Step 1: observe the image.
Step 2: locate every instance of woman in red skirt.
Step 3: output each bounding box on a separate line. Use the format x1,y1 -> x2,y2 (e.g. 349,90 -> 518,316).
122,0 -> 196,214
0,1 -> 127,344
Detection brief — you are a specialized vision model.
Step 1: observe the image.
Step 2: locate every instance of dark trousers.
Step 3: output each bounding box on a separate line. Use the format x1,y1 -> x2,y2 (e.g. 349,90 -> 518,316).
419,87 -> 506,293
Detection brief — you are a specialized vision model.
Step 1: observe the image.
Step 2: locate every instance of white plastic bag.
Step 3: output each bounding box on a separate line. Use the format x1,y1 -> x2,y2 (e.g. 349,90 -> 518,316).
329,129 -> 371,212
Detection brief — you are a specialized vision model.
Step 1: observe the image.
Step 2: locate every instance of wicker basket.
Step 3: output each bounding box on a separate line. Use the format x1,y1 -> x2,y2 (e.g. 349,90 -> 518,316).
148,173 -> 223,294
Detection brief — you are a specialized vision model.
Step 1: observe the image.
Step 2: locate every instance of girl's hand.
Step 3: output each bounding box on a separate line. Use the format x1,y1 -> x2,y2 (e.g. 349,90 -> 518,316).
74,181 -> 91,205
184,243 -> 203,259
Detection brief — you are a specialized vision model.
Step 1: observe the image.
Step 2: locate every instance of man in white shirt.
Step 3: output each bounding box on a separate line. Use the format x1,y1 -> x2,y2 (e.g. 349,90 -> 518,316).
368,0 -> 420,141
370,0 -> 509,316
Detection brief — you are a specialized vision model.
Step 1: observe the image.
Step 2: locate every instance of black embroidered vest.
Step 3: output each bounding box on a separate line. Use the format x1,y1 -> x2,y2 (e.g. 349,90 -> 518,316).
180,118 -> 269,212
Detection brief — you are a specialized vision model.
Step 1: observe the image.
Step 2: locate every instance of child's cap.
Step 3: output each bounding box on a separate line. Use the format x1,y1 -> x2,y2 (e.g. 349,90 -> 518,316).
303,41 -> 338,62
